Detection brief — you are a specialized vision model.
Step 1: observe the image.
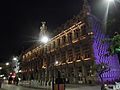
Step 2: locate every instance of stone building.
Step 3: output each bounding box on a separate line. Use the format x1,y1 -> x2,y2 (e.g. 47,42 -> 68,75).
20,0 -> 120,85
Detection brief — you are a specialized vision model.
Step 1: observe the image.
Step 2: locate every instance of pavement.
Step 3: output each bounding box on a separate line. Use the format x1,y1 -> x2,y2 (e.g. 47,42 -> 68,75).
1,84 -> 48,90
0,88 -> 5,90
66,85 -> 100,90
0,83 -> 101,90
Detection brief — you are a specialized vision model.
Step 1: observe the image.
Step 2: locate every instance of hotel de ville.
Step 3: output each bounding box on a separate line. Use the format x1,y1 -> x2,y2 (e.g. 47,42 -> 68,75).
19,0 -> 120,86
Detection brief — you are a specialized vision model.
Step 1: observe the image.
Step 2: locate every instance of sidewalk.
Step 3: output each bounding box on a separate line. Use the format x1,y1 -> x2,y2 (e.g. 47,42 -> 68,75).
21,84 -> 101,90
19,81 -> 51,89
19,81 -> 101,90
66,85 -> 100,90
0,87 -> 5,90
0,84 -> 6,90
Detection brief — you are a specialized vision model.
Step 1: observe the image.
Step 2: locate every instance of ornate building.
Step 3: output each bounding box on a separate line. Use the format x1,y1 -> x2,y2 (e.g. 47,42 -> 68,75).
20,0 -> 120,85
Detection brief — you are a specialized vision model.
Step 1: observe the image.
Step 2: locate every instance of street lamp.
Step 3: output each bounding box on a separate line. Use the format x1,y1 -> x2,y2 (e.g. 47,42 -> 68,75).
5,62 -> 9,66
18,70 -> 22,73
12,56 -> 19,74
103,0 -> 116,33
105,0 -> 115,3
13,57 -> 18,61
0,67 -> 2,70
0,75 -> 4,77
3,77 -> 6,80
55,61 -> 59,65
40,36 -> 49,44
107,0 -> 114,2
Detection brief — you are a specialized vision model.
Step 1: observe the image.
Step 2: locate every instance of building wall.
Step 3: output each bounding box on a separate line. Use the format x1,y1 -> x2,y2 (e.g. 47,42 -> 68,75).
21,19 -> 96,84
20,14 -> 120,85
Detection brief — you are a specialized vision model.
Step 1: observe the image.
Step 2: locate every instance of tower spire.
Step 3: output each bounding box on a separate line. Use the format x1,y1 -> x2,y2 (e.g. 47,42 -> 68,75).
82,0 -> 91,16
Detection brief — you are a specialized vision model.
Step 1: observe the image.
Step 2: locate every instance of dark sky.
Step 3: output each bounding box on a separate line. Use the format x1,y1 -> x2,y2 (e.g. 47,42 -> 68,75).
0,0 -> 119,62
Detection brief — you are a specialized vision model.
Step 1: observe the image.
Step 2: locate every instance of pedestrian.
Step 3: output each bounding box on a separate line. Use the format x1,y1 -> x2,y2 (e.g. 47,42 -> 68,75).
15,76 -> 19,85
8,76 -> 13,84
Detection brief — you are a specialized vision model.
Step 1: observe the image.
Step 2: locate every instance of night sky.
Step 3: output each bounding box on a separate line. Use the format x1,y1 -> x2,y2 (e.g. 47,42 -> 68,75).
0,0 -> 120,62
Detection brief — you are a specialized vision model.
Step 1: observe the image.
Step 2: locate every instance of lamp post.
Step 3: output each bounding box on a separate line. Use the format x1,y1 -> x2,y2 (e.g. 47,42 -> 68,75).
38,22 -> 49,87
52,61 -> 59,90
0,67 -> 2,70
12,56 -> 19,74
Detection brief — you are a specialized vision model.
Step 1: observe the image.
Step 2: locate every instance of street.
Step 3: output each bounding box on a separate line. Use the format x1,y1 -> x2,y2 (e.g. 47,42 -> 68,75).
0,84 -> 47,90
0,83 -> 101,90
66,85 -> 101,90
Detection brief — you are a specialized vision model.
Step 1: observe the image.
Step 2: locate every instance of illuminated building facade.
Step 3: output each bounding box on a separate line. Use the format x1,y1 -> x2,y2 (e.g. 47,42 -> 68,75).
20,0 -> 120,85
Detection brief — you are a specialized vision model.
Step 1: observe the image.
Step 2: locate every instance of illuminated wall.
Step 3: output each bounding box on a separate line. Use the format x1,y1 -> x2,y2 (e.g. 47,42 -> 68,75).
89,15 -> 120,82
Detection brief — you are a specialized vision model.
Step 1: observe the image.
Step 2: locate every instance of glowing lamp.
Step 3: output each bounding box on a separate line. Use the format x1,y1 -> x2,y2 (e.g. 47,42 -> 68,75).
55,61 -> 58,65
40,36 -> 49,44
108,0 -> 114,2
5,62 -> 9,66
13,57 -> 18,61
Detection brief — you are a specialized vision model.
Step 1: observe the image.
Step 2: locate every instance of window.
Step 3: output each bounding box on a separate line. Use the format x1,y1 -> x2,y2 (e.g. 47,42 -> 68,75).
50,55 -> 55,63
84,53 -> 91,58
57,39 -> 60,46
44,46 -> 47,53
61,51 -> 66,58
81,25 -> 87,35
76,53 -> 81,60
74,45 -> 80,53
68,33 -> 72,42
47,44 -> 50,51
62,36 -> 66,44
68,49 -> 73,56
56,53 -> 60,61
52,41 -> 55,49
74,29 -> 79,39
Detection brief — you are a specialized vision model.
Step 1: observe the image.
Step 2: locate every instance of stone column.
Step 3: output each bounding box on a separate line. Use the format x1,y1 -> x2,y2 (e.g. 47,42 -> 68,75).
72,29 -> 75,40
66,34 -> 68,44
65,65 -> 70,84
81,62 -> 87,84
73,66 -> 78,84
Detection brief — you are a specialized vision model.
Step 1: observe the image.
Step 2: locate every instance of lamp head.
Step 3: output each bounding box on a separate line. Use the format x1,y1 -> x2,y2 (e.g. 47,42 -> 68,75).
40,36 -> 49,44
108,0 -> 114,2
